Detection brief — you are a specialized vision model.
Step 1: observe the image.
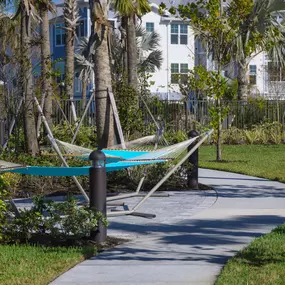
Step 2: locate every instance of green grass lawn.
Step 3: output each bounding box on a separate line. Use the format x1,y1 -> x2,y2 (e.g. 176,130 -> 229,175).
200,144 -> 285,284
0,244 -> 95,285
216,223 -> 285,285
199,144 -> 285,183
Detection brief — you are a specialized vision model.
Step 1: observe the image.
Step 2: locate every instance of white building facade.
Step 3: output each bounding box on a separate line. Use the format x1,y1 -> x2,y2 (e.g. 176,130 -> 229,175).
49,0 -> 282,100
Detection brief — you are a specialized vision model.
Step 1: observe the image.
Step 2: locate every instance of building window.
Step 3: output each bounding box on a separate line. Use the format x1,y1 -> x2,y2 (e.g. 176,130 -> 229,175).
171,24 -> 188,45
55,23 -> 65,46
171,63 -> 179,83
146,22 -> 154,32
171,63 -> 188,84
180,63 -> 188,84
171,24 -> 179,44
180,24 -> 188,45
249,65 -> 257,85
76,20 -> 86,38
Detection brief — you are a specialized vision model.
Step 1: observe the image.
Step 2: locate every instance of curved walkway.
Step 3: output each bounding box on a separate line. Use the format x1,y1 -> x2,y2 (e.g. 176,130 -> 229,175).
50,168 -> 285,285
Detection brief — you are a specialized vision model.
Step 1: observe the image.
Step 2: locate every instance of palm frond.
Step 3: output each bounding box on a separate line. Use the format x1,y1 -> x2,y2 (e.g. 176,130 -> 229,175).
74,36 -> 95,83
114,0 -> 151,16
139,49 -> 163,72
63,0 -> 79,29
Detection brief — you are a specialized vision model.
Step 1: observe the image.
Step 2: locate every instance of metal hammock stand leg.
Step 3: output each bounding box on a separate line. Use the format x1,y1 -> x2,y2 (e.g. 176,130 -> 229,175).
71,92 -> 95,144
3,97 -> 23,150
34,97 -> 90,202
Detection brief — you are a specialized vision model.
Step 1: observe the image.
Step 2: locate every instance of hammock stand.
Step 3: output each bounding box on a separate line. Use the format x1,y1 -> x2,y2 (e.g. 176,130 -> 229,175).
108,129 -> 213,217
2,130 -> 212,219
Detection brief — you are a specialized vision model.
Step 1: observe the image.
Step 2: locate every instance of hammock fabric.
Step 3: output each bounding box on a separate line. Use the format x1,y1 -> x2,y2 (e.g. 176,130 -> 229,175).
7,160 -> 165,177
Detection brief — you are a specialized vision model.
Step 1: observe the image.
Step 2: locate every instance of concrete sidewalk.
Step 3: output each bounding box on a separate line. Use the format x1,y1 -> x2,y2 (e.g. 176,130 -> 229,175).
50,168 -> 285,285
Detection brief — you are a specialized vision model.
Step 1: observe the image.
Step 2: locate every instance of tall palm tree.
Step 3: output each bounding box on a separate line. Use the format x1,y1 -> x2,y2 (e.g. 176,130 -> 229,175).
0,0 -> 40,155
114,0 -> 151,89
37,0 -> 55,130
63,0 -> 80,123
74,36 -> 94,109
89,0 -> 114,148
18,0 -> 40,155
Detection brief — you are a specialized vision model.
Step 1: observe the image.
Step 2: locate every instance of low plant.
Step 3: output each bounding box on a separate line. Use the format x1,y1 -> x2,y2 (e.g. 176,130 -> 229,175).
222,127 -> 245,144
3,196 -> 107,244
0,175 -> 9,242
164,130 -> 188,144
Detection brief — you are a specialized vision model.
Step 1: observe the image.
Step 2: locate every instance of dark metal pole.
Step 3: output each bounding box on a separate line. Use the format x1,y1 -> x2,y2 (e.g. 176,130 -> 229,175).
187,130 -> 200,189
89,150 -> 107,242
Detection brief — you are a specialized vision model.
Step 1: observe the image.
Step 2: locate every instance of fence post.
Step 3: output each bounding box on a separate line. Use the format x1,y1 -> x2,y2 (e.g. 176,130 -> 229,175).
89,150 -> 107,242
187,130 -> 200,189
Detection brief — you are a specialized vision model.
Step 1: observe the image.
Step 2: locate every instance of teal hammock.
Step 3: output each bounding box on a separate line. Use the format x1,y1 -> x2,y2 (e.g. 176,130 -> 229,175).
8,160 -> 164,177
1,135 -> 200,177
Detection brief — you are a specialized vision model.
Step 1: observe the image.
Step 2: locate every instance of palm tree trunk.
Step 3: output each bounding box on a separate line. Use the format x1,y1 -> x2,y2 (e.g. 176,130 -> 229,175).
21,2 -> 39,156
40,6 -> 53,130
127,15 -> 138,89
64,0 -> 77,123
90,0 -> 114,149
121,16 -> 128,75
237,60 -> 248,101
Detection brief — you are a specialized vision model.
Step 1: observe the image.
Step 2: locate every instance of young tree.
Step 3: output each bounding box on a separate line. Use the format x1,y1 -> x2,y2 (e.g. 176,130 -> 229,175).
162,0 -> 238,160
166,0 -> 285,101
89,0 -> 114,148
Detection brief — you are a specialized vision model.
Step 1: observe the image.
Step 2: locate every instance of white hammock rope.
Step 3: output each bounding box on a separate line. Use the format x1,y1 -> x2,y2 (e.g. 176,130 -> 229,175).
0,160 -> 23,171
55,135 -> 199,162
55,133 -> 168,157
128,136 -> 198,161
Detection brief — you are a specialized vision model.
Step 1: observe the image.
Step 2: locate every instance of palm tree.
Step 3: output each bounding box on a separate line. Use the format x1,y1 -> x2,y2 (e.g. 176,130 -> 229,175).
74,37 -> 94,109
114,0 -> 151,89
63,0 -> 80,123
37,0 -> 55,131
227,0 -> 285,100
19,1 -> 40,155
89,0 -> 114,149
0,0 -> 40,155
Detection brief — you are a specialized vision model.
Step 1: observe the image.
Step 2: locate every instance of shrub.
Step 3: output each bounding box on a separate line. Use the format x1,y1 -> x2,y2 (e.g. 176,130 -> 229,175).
52,122 -> 97,149
113,80 -> 145,138
4,195 -> 107,244
0,175 -> 9,242
222,127 -> 245,144
164,130 -> 188,144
